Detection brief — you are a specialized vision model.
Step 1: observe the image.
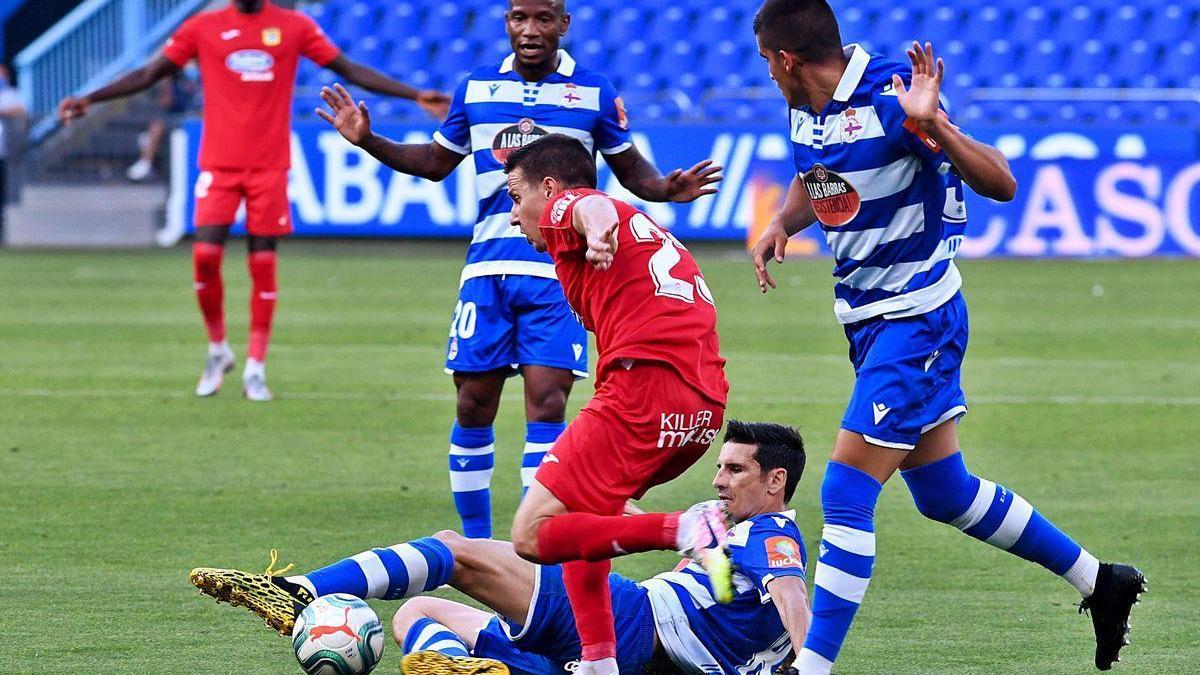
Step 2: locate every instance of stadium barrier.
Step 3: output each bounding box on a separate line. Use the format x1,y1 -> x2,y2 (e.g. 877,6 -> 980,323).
171,120 -> 1200,257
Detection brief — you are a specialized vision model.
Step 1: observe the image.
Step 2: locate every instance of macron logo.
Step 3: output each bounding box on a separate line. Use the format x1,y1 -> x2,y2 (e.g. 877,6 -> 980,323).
456,458 -> 470,468
872,402 -> 891,425
572,343 -> 583,361
220,29 -> 241,41
924,349 -> 941,373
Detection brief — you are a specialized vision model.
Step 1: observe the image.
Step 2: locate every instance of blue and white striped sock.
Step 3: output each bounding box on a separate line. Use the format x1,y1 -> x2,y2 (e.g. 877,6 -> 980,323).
403,617 -> 470,657
449,423 -> 495,538
293,537 -> 455,600
901,451 -> 1099,596
796,461 -> 883,675
522,421 -> 565,496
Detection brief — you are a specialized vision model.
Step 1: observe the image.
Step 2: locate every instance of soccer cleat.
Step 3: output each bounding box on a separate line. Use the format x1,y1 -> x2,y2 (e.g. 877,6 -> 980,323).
1079,563 -> 1147,670
243,372 -> 273,402
126,158 -> 153,181
190,549 -> 313,635
196,346 -> 235,396
677,500 -> 736,604
402,651 -> 509,675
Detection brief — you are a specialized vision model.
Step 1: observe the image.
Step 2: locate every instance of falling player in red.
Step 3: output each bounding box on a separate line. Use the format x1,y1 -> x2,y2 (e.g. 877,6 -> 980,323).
58,0 -> 449,401
503,134 -> 732,675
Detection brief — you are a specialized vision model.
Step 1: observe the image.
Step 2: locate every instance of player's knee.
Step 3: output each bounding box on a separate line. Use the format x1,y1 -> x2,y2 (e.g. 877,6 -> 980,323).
900,451 -> 977,523
525,387 -> 567,422
391,596 -> 445,645
432,529 -> 469,558
455,387 -> 501,427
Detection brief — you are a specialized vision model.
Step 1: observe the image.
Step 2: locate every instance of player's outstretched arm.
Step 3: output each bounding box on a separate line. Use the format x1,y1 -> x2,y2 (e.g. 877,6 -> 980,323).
766,576 -> 811,661
893,41 -> 1016,202
606,146 -> 722,203
323,55 -> 451,120
316,83 -> 462,181
571,195 -> 621,271
58,56 -> 179,123
751,175 -> 816,293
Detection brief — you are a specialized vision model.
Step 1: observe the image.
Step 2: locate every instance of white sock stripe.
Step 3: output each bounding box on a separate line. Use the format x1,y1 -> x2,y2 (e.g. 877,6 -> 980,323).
1063,549 -> 1101,597
950,478 -> 997,531
795,648 -> 834,674
413,621 -> 448,650
449,468 -> 494,492
985,494 -> 1033,550
389,543 -> 430,596
422,637 -> 467,653
821,524 -> 876,557
288,575 -> 317,596
520,466 -> 538,488
814,562 -> 871,604
450,443 -> 495,456
523,441 -> 554,453
351,551 -> 389,599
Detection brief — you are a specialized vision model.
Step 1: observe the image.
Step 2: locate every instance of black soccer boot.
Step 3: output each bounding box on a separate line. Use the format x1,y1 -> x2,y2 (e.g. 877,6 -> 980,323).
1079,562 -> 1147,670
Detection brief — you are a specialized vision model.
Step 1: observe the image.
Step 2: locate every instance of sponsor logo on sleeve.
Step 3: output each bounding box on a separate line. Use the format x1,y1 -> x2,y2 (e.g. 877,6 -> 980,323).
802,163 -> 861,227
766,536 -> 804,569
549,190 -> 581,225
225,49 -> 275,82
614,96 -> 629,130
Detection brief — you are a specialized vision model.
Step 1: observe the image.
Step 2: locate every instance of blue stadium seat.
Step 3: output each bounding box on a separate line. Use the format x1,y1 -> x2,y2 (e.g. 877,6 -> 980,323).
962,6 -> 1009,43
1146,4 -> 1196,44
333,2 -> 377,45
423,3 -> 468,43
693,7 -> 743,46
653,7 -> 695,43
1159,40 -> 1200,89
1009,6 -> 1054,46
1098,5 -> 1146,44
606,7 -> 646,46
1022,40 -> 1067,88
471,4 -> 507,42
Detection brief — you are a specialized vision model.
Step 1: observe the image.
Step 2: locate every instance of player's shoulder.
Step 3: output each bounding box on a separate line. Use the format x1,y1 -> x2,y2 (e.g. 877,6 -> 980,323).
739,510 -> 804,543
565,63 -> 614,89
863,53 -> 911,102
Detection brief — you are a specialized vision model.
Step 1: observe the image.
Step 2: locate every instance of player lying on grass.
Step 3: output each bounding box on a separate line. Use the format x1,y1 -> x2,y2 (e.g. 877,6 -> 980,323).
191,421 -> 811,674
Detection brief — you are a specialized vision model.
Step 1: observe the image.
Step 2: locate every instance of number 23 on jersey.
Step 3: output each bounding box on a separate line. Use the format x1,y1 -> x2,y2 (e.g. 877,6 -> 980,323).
627,213 -> 715,306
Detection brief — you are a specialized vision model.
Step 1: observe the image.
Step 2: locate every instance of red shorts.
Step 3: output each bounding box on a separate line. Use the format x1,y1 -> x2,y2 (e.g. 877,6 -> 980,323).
194,168 -> 292,236
536,360 -> 726,515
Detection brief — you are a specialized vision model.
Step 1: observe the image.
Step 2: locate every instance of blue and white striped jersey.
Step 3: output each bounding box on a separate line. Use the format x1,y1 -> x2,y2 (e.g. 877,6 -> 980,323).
641,511 -> 807,674
790,44 -> 967,324
433,51 -> 632,283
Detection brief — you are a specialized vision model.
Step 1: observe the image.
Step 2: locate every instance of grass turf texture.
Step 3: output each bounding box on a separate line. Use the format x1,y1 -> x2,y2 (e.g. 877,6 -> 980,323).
0,242 -> 1196,674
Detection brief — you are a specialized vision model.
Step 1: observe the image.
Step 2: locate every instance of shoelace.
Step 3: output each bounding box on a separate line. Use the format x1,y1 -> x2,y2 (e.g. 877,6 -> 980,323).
264,548 -> 294,579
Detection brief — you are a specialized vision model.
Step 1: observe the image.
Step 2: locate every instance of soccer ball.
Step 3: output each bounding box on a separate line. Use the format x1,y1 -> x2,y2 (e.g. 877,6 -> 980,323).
291,594 -> 385,675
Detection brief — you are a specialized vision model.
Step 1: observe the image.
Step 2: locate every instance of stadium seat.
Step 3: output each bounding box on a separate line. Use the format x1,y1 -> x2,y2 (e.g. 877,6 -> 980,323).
423,4 -> 468,43
1145,4 -> 1195,44
333,2 -> 377,45
1009,6 -> 1055,46
1098,5 -> 1146,44
653,7 -> 695,43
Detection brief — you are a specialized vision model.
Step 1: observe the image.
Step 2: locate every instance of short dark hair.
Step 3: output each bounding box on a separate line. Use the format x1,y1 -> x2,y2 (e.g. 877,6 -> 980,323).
503,134 -> 597,189
724,420 -> 806,502
753,0 -> 843,62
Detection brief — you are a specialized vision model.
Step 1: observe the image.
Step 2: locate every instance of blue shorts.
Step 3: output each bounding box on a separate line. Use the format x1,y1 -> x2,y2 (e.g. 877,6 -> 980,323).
445,275 -> 588,378
472,565 -> 657,674
842,292 -> 969,450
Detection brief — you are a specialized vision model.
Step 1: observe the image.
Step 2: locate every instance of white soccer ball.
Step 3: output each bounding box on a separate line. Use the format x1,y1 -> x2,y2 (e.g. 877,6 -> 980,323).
292,594 -> 385,675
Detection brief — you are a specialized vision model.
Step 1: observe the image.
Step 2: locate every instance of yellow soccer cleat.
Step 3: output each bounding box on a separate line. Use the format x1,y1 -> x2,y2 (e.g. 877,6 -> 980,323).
677,500 -> 736,604
190,549 -> 314,636
402,651 -> 510,675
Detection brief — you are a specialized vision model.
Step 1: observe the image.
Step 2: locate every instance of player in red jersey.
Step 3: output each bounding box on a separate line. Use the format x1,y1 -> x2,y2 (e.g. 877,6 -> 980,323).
502,134 -> 732,675
57,0 -> 449,401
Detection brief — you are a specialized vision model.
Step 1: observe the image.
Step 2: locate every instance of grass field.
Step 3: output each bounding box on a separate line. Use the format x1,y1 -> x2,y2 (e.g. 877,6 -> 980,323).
1,242 -> 1197,674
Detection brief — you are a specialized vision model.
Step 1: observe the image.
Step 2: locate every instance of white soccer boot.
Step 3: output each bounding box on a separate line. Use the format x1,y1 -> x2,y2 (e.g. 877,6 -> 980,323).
126,158 -> 152,181
677,499 -> 736,603
195,344 -> 235,397
242,360 -> 273,402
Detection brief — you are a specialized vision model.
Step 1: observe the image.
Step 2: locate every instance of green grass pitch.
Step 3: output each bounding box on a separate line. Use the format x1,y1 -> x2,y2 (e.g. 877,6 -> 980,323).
1,242 -> 1196,674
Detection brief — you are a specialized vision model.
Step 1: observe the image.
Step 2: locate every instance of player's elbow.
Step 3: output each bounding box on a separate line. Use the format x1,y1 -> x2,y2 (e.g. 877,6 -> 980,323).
990,174 -> 1017,202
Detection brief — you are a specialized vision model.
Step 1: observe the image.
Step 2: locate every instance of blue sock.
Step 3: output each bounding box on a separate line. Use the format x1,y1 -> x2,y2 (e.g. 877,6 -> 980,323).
297,537 -> 455,600
796,461 -> 883,675
522,421 -> 565,496
449,423 -> 494,538
901,451 -> 1099,595
403,617 -> 470,657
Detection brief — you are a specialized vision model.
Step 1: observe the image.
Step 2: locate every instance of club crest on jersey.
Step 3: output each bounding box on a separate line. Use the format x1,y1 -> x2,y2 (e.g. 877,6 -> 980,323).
802,163 -> 860,227
261,27 -> 281,47
562,82 -> 582,108
491,117 -> 548,162
765,536 -> 803,569
841,108 -> 864,142
225,49 -> 275,82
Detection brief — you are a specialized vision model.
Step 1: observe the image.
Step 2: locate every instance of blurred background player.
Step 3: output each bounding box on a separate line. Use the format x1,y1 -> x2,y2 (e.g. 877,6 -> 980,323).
748,1 -> 1146,672
126,70 -> 198,182
190,421 -> 811,675
316,0 -> 721,538
0,64 -> 26,237
56,0 -> 450,401
501,134 -> 729,675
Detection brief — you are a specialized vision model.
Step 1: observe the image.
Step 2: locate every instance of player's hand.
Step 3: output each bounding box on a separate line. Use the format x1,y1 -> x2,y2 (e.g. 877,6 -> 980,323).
58,96 -> 89,123
316,83 -> 372,146
893,41 -> 944,129
416,90 -> 451,120
751,220 -> 789,293
585,219 -> 620,271
661,159 -> 722,203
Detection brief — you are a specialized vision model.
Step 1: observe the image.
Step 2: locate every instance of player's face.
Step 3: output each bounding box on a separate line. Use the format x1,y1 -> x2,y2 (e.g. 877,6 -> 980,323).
506,0 -> 569,69
756,36 -> 804,108
507,169 -> 550,251
713,441 -> 782,522
232,0 -> 265,13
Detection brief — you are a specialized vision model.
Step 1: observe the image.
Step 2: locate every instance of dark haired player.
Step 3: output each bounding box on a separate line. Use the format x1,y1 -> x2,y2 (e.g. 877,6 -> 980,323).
317,0 -> 720,541
190,421 -> 811,675
748,1 -> 1145,672
59,0 -> 449,401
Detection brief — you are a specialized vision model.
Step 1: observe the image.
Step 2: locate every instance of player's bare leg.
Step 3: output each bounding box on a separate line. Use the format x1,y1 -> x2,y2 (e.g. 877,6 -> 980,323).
450,370 -> 508,538
193,225 -> 235,396
243,235 -> 278,402
393,598 -> 508,675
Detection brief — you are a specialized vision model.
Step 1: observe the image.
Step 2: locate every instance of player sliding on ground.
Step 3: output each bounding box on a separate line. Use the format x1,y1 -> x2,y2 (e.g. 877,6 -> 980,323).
748,1 -> 1146,672
191,421 -> 810,674
58,0 -> 449,401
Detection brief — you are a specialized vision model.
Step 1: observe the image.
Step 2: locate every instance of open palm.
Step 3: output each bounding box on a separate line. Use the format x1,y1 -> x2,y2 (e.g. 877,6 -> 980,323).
316,83 -> 372,146
892,41 -> 944,125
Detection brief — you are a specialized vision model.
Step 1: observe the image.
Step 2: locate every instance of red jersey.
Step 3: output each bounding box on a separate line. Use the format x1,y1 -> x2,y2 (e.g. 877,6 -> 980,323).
163,2 -> 339,170
540,188 -> 728,405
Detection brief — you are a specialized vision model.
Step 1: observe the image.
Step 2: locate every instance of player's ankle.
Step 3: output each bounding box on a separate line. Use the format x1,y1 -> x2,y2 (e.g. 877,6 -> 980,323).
209,340 -> 231,356
578,656 -> 618,675
244,358 -> 265,379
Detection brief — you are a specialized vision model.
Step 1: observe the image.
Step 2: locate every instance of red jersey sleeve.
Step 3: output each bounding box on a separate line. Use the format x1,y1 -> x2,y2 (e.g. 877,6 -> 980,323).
162,15 -> 200,67
539,190 -> 594,257
299,15 -> 341,66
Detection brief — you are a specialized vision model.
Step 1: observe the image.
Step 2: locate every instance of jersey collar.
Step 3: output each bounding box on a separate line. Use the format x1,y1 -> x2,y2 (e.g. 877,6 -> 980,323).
499,49 -> 577,77
832,43 -> 871,102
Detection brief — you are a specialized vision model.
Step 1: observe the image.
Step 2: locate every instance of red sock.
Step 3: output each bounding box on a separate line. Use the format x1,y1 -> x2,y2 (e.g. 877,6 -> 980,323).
192,242 -> 225,343
536,511 -> 680,563
247,250 -> 277,362
562,560 -> 617,661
